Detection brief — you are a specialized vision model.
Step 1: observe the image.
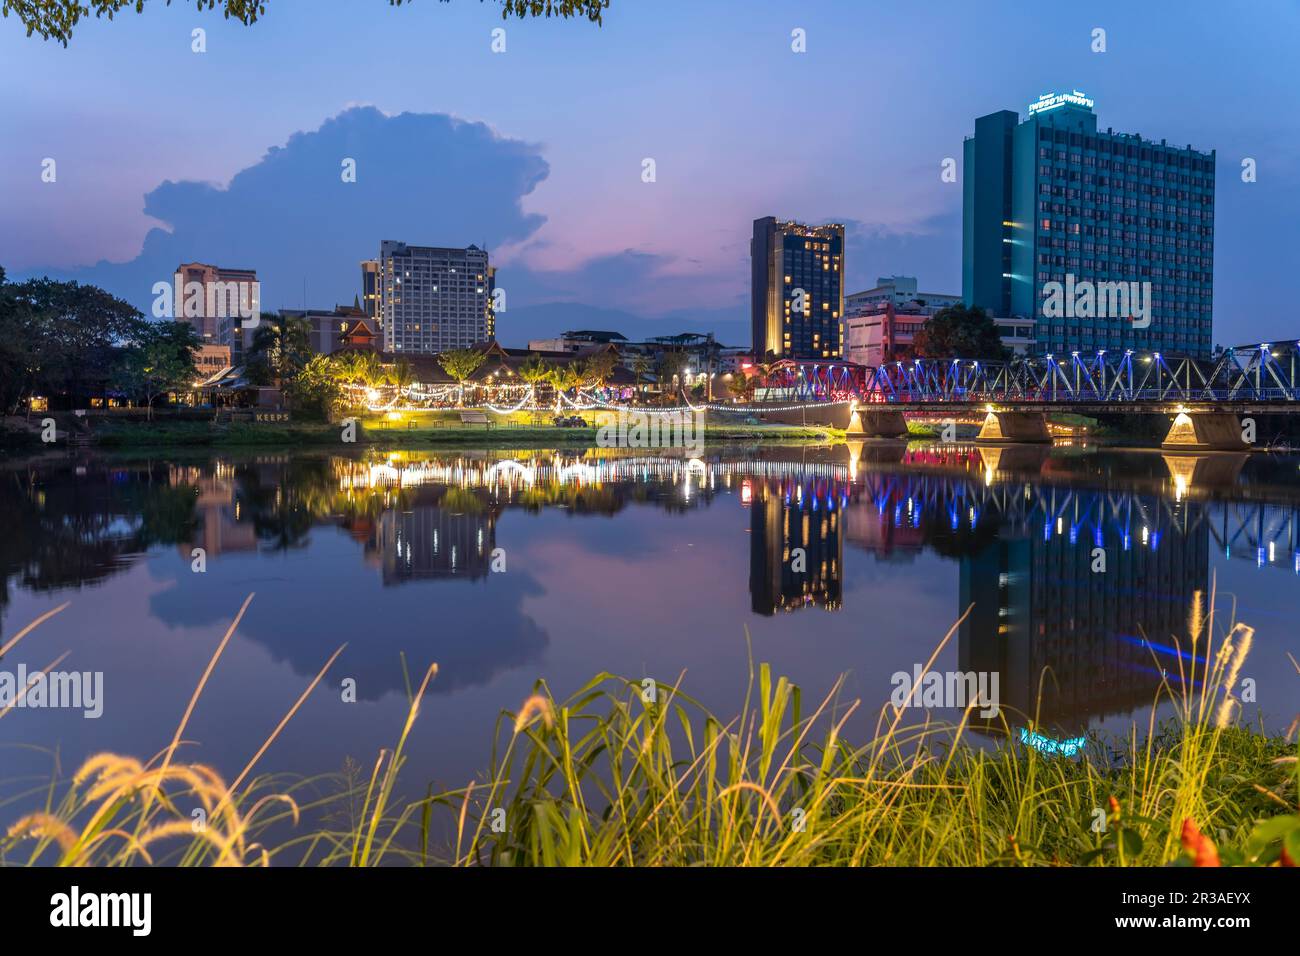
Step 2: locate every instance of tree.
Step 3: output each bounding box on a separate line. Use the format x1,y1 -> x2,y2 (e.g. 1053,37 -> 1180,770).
911,304 -> 1009,361
517,355 -> 550,386
728,370 -> 756,402
386,358 -> 414,399
630,353 -> 651,399
3,0 -> 610,45
330,350 -> 364,386
656,349 -> 689,396
117,321 -> 201,419
5,275 -> 144,407
245,313 -> 312,387
438,347 -> 486,405
357,351 -> 388,389
517,354 -> 551,403
0,266 -> 39,414
284,354 -> 341,421
545,362 -> 583,407
579,350 -> 617,391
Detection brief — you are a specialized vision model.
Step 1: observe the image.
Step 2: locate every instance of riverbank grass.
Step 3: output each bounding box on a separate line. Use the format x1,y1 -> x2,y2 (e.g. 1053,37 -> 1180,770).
3,596 -> 1296,866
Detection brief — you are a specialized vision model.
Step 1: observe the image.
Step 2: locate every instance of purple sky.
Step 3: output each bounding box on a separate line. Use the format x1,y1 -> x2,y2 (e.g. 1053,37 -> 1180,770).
2,0 -> 1298,347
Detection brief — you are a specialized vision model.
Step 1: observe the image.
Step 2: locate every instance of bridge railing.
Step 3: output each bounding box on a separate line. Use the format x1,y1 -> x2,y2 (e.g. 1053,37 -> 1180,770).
840,344 -> 1300,404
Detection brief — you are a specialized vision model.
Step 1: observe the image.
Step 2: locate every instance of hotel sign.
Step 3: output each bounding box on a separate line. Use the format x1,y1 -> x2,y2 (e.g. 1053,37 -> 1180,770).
1027,90 -> 1094,116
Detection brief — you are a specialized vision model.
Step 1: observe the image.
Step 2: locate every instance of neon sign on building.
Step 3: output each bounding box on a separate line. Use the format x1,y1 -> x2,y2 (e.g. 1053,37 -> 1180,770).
1027,90 -> 1094,116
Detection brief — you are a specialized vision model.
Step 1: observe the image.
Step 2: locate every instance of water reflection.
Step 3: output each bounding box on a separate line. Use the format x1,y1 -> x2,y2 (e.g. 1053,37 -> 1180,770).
2,444 -> 1298,731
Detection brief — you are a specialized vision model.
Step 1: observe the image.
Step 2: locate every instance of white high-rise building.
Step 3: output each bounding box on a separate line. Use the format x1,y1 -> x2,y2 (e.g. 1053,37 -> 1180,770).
378,241 -> 495,353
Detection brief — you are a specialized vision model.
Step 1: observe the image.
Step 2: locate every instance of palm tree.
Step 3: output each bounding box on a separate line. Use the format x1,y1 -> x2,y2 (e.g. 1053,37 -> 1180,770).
387,358 -> 414,401
359,352 -> 387,390
656,348 -> 689,401
331,351 -> 363,385
545,363 -> 583,410
582,351 -> 617,393
517,355 -> 551,405
630,353 -> 651,401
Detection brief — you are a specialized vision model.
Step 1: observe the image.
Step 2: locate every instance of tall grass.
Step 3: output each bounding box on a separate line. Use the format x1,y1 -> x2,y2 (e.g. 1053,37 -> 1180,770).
2,586 -> 1297,866
447,592 -> 1297,866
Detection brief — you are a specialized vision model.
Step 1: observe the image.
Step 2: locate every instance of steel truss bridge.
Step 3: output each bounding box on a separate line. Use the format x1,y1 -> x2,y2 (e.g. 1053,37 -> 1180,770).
759,342 -> 1300,408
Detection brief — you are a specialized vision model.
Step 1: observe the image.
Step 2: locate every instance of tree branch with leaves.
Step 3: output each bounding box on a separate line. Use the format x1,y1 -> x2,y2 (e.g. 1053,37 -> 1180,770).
2,0 -> 609,45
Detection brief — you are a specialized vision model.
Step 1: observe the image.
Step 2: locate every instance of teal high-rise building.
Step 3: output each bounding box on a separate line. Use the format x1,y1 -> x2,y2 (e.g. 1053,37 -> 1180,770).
962,92 -> 1215,358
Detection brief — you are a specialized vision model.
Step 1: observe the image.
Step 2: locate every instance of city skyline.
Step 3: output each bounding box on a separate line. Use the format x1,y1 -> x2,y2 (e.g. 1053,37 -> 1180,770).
3,1 -> 1298,350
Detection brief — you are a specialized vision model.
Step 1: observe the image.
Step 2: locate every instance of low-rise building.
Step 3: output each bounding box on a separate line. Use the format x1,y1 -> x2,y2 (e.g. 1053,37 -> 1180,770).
526,330 -> 628,353
193,343 -> 232,381
280,302 -> 377,355
844,303 -> 1035,366
845,276 -> 963,315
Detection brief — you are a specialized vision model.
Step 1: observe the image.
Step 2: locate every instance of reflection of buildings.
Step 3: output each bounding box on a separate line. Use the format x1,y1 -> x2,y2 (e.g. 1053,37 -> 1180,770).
842,484 -> 925,561
172,465 -> 257,556
748,478 -> 844,615
373,505 -> 497,584
959,499 -> 1210,731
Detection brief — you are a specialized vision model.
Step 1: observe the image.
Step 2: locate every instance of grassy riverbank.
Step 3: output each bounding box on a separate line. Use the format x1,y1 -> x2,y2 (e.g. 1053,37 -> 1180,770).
4,599 -> 1296,867
69,412 -> 838,449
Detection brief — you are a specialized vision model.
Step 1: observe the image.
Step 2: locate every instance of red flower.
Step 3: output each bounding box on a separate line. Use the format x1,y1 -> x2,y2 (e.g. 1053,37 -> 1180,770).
1180,819 -> 1220,867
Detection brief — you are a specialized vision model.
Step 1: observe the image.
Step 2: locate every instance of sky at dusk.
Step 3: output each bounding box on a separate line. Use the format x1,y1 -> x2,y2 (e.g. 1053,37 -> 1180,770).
2,0 -> 1298,347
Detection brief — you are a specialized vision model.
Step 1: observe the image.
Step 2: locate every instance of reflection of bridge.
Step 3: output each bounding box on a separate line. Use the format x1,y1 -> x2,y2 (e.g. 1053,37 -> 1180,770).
856,469 -> 1300,576
756,344 -> 1300,449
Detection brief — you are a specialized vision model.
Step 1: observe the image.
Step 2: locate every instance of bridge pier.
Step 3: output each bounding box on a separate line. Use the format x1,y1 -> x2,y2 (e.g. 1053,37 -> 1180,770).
1161,412 -> 1251,452
847,408 -> 909,439
975,411 -> 1052,444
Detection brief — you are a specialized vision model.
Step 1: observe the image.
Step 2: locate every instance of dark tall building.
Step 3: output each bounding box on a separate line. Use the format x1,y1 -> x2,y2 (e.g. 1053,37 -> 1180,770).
751,217 -> 845,360
360,258 -> 380,322
963,92 -> 1215,358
